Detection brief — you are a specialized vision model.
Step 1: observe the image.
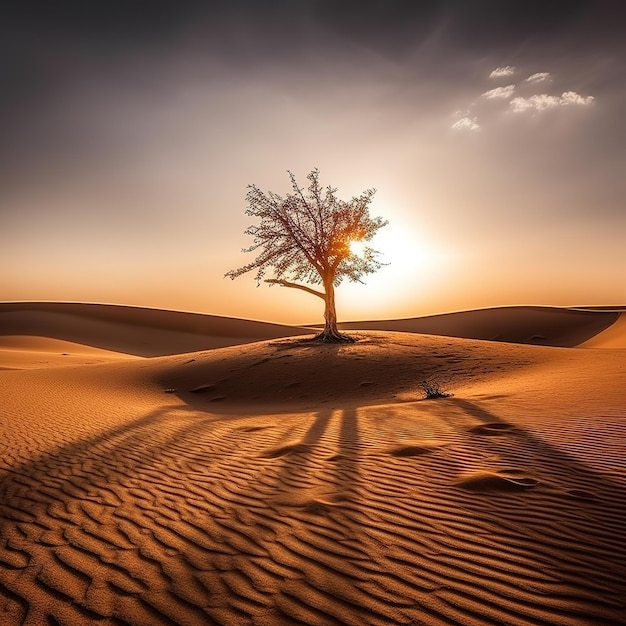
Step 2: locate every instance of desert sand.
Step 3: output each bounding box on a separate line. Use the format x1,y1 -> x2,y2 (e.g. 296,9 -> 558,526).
1,302 -> 625,625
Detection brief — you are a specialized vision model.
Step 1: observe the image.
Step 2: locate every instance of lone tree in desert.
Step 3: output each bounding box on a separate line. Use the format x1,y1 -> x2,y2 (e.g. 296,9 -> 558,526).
226,169 -> 388,343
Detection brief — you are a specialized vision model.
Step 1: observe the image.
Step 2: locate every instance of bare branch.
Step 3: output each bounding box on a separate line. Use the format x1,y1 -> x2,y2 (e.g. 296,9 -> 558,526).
264,279 -> 326,299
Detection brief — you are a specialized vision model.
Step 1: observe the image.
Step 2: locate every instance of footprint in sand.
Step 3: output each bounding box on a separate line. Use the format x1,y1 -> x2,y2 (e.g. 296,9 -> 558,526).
458,469 -> 539,492
189,383 -> 216,393
388,443 -> 445,457
469,422 -> 516,435
260,443 -> 311,458
300,499 -> 332,515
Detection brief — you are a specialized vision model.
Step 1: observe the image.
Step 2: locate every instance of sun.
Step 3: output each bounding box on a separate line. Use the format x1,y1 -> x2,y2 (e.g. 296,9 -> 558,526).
338,224 -> 452,318
348,240 -> 366,257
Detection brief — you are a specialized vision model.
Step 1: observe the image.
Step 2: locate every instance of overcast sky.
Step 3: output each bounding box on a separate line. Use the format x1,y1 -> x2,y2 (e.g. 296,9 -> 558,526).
2,0 -> 625,323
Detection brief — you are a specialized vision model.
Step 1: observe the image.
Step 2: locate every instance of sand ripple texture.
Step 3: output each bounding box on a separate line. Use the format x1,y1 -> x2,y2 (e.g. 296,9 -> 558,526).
2,412 -> 626,624
1,338 -> 626,625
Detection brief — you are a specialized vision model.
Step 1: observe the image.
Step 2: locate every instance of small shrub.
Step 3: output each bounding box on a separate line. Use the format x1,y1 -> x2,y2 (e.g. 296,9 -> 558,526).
420,380 -> 452,399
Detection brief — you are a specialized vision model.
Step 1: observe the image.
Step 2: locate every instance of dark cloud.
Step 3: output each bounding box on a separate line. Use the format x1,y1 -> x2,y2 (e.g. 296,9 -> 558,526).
2,1 -> 625,88
444,0 -> 590,48
1,0 -> 625,186
313,0 -> 626,58
2,1 -> 215,45
313,0 -> 443,57
3,1 -> 624,59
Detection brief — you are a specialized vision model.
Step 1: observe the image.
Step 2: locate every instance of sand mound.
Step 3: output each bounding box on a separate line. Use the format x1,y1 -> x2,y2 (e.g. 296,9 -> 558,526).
332,305 -> 619,347
1,324 -> 626,624
0,302 -> 310,357
150,331 -> 560,410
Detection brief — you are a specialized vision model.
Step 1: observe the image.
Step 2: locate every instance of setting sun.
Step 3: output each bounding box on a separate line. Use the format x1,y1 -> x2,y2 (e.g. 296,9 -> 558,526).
348,240 -> 366,257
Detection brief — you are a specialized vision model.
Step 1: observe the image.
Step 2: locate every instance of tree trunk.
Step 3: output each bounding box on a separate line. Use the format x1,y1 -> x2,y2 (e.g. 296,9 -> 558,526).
315,279 -> 355,343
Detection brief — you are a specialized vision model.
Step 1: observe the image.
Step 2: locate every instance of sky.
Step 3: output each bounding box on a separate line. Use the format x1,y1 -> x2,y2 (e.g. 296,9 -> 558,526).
1,0 -> 625,324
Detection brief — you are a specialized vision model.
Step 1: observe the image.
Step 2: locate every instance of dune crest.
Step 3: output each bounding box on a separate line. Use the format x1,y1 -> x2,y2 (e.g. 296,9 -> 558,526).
331,305 -> 620,347
579,312 -> 626,348
0,302 -> 311,357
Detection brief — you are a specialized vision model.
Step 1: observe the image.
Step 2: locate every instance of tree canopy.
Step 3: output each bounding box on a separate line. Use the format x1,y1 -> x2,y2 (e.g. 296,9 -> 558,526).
226,169 -> 388,342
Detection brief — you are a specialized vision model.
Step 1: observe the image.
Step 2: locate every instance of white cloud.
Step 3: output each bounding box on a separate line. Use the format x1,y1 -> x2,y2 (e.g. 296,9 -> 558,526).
489,66 -> 516,78
482,85 -> 515,99
525,72 -> 552,83
560,91 -> 595,106
510,94 -> 559,112
510,91 -> 595,112
453,69 -> 593,130
452,116 -> 480,131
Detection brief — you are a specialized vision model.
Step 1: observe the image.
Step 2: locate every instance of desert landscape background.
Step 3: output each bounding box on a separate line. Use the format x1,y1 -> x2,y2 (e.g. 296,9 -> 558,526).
2,1 -> 626,624
1,302 -> 625,624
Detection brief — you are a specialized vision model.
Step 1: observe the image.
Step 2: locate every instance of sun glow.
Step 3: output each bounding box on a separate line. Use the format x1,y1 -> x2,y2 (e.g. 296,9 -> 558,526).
349,240 -> 366,257
374,225 -> 448,272
337,222 -> 454,319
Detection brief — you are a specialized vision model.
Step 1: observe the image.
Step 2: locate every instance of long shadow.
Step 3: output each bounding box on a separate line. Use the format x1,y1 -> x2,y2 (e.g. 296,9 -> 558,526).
2,390 -> 626,624
0,403 -> 269,624
448,397 -> 506,424
270,409 -> 334,498
264,406 -> 364,514
336,407 -> 361,503
440,397 -> 626,617
265,407 -> 363,511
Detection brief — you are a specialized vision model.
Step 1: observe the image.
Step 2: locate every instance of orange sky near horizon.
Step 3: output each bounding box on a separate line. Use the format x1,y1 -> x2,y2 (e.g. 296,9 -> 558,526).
1,3 -> 625,325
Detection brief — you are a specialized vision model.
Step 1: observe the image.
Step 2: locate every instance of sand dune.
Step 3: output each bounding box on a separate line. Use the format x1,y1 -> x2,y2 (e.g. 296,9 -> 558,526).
0,335 -> 137,370
2,303 -> 623,372
0,302 -> 311,357
1,319 -> 626,625
579,312 -> 626,348
331,305 -> 620,347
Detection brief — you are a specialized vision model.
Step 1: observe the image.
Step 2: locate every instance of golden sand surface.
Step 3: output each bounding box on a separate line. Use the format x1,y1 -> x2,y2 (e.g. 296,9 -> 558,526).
1,304 -> 625,625
580,312 -> 626,348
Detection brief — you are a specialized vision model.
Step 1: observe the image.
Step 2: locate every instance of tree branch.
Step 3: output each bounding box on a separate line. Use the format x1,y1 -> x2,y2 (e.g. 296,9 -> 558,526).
265,279 -> 326,299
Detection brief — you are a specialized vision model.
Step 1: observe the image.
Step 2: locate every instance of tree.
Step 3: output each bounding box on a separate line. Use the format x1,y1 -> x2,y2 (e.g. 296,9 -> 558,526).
225,169 -> 388,343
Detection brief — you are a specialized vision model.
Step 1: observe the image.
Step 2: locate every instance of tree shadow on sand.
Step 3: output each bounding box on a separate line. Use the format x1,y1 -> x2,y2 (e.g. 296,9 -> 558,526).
0,395 -> 625,624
